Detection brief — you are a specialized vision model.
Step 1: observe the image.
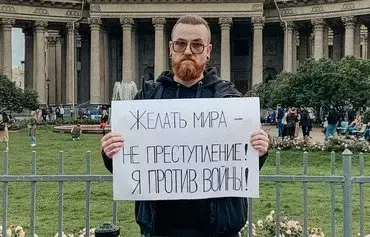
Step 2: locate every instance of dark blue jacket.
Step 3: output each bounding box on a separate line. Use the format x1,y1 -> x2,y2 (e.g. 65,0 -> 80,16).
102,67 -> 268,237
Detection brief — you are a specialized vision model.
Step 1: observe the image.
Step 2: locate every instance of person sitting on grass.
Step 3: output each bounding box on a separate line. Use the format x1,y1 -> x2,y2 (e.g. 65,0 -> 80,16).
71,124 -> 82,141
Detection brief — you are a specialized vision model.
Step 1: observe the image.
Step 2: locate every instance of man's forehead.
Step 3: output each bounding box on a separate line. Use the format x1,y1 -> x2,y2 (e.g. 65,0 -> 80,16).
172,23 -> 209,42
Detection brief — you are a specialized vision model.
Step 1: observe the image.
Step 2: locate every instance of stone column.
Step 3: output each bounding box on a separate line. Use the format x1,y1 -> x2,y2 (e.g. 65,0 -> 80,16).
298,29 -> 310,66
34,20 -> 48,104
312,18 -> 325,59
0,22 -> 3,75
367,26 -> 370,59
282,21 -> 294,72
65,22 -> 76,105
23,27 -> 34,89
120,17 -> 134,82
47,37 -> 56,105
131,25 -> 138,85
219,17 -> 232,81
308,32 -> 314,58
104,30 -> 109,103
252,16 -> 264,86
362,34 -> 367,59
354,23 -> 361,58
99,29 -> 105,102
342,16 -> 356,57
332,27 -> 343,60
88,18 -> 102,104
55,35 -> 62,105
111,39 -> 117,83
323,24 -> 329,58
153,17 -> 166,79
1,18 -> 15,80
292,28 -> 297,72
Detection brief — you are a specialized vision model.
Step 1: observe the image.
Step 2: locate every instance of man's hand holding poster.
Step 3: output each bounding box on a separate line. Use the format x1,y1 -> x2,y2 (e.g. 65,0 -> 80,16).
111,97 -> 260,200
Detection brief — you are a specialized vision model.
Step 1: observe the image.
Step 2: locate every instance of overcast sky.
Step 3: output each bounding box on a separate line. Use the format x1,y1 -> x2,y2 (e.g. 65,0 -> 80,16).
12,28 -> 24,68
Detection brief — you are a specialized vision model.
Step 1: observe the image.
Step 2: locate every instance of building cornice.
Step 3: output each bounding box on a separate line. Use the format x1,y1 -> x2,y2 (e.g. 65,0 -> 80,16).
89,2 -> 264,18
87,0 -> 263,3
264,0 -> 370,23
0,0 -> 82,10
264,0 -> 356,8
0,2 -> 82,22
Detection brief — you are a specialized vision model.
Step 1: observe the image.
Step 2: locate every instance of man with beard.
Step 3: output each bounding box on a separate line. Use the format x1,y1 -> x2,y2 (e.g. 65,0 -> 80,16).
101,15 -> 269,237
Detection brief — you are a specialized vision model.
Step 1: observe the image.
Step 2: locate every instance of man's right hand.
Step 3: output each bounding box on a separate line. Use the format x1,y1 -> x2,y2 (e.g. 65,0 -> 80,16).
101,132 -> 124,159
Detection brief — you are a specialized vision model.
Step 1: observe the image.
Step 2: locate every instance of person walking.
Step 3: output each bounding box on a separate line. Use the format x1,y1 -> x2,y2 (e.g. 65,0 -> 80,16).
300,107 -> 310,139
276,104 -> 285,138
325,106 -> 339,141
0,111 -> 9,151
60,106 -> 65,122
28,115 -> 37,147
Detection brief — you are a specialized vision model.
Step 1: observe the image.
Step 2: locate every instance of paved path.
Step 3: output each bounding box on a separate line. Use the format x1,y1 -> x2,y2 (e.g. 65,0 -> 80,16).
262,125 -> 325,144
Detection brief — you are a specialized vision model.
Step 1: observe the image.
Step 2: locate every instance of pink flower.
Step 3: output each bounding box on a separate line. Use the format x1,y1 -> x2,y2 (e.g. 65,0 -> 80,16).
286,220 -> 298,229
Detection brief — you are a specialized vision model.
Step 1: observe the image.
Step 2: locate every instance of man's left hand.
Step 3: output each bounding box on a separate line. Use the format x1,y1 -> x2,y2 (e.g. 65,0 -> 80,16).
250,129 -> 269,156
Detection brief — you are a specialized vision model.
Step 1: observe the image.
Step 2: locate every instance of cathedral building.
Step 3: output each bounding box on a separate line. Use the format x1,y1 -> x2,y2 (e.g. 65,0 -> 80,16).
0,0 -> 369,105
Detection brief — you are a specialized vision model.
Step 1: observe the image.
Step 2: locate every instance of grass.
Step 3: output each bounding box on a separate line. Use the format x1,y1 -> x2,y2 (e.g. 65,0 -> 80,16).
0,126 -> 369,236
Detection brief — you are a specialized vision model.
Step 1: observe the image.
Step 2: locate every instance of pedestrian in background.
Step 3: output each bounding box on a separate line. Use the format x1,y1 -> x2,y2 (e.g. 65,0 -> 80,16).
28,113 -> 37,147
0,111 -> 9,151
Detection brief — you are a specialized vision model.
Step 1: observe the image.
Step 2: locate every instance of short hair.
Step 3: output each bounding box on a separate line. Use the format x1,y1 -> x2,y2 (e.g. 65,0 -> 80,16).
171,14 -> 211,43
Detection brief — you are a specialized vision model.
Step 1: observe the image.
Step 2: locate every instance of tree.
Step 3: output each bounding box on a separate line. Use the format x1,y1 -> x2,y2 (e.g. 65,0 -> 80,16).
0,75 -> 39,112
246,58 -> 370,114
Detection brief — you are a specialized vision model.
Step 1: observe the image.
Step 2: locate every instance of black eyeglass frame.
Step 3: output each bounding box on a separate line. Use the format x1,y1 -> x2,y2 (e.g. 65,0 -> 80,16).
171,40 -> 209,54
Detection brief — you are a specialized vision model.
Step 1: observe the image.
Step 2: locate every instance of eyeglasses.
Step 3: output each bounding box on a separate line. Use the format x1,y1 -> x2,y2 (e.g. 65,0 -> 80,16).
172,40 -> 207,54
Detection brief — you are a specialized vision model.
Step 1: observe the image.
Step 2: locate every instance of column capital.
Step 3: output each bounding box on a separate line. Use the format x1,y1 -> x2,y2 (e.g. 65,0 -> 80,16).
342,16 -> 356,28
88,17 -> 102,30
152,17 -> 166,30
252,16 -> 265,30
120,17 -> 134,30
311,18 -> 325,29
47,37 -> 57,46
66,22 -> 80,32
34,20 -> 47,32
219,17 -> 232,30
1,18 -> 15,30
281,21 -> 294,31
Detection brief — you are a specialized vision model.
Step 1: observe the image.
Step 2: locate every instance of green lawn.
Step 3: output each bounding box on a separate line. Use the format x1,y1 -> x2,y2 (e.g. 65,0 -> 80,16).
0,126 -> 369,236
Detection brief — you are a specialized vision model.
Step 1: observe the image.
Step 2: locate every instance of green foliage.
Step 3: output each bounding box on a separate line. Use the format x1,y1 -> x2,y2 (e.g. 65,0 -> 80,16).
0,75 -> 39,112
22,87 -> 39,111
364,110 -> 370,124
246,58 -> 370,111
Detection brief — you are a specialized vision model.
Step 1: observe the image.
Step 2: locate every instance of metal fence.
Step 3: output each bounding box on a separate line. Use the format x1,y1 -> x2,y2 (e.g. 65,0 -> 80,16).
247,149 -> 369,237
0,150 -> 369,237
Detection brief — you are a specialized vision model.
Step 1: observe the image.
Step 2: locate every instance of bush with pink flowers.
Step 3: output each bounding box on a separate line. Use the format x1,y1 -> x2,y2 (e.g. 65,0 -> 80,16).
239,210 -> 325,237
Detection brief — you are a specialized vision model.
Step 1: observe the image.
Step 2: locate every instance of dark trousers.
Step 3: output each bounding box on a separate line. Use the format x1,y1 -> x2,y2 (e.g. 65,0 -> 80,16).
302,125 -> 309,137
286,126 -> 295,138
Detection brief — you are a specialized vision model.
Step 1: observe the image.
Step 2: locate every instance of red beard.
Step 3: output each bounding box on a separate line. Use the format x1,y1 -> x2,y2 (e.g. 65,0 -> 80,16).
172,57 -> 205,81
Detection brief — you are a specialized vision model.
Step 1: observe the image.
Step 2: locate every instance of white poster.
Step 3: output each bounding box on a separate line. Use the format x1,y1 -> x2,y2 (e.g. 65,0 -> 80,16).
112,97 -> 261,200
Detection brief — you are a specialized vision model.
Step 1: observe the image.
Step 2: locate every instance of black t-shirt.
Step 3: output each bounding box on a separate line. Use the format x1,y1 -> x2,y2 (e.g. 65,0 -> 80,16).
154,199 -> 210,235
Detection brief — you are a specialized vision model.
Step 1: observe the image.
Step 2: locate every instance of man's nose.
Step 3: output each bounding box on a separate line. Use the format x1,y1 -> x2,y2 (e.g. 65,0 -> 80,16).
184,43 -> 192,55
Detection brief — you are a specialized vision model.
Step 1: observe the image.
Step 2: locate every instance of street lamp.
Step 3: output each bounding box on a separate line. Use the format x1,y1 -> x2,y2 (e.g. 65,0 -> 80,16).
46,78 -> 51,107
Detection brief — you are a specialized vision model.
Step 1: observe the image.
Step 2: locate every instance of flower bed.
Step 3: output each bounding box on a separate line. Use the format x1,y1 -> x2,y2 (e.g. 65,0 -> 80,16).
239,210 -> 325,237
269,136 -> 370,153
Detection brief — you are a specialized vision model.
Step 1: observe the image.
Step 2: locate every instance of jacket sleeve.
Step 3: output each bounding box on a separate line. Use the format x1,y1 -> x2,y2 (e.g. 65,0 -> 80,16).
101,150 -> 113,173
259,152 -> 268,170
